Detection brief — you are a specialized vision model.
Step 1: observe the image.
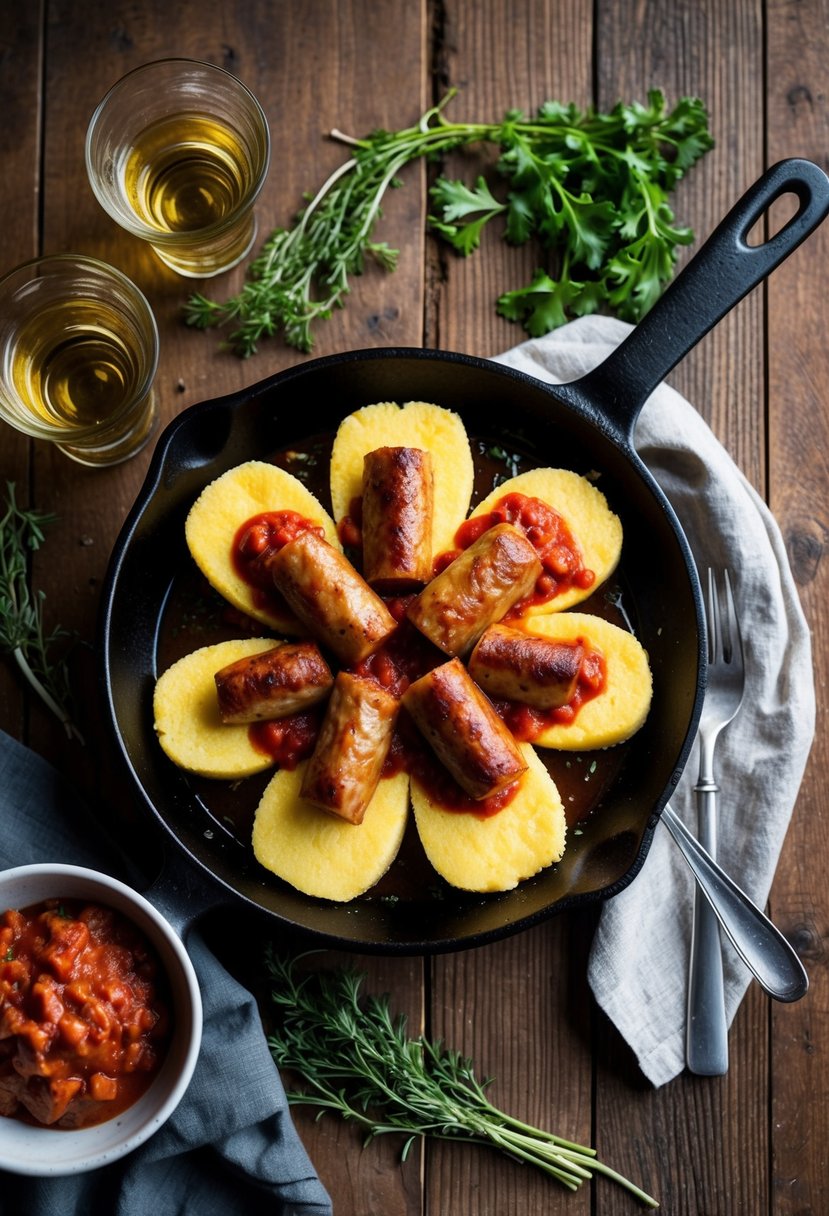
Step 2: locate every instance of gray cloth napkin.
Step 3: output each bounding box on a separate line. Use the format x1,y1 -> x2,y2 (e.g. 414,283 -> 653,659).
0,729 -> 332,1216
493,316 -> 815,1088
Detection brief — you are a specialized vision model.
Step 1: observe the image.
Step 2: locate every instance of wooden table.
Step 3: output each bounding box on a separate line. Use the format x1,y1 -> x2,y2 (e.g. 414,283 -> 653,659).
1,2 -> 826,1211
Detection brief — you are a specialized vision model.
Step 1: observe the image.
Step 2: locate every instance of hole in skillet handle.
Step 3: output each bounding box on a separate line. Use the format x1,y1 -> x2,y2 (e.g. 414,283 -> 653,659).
555,158 -> 829,444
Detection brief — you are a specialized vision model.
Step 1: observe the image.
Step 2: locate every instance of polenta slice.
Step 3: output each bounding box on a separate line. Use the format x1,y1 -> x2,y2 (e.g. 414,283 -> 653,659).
470,468 -> 622,612
252,766 -> 409,901
329,401 -> 474,555
517,613 -> 652,750
185,460 -> 340,631
154,638 -> 280,779
410,744 -> 565,893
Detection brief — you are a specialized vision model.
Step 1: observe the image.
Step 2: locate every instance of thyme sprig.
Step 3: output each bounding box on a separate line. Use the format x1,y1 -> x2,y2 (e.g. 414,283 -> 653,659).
265,951 -> 658,1207
0,483 -> 82,742
186,88 -> 712,357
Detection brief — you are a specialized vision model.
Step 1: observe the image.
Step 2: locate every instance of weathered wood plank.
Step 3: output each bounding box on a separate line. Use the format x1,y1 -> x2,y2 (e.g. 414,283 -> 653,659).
428,915 -> 595,1215
0,2 -> 43,739
281,950 -> 426,1216
428,2 -> 595,1213
595,0 -> 766,489
765,0 -> 829,1211
432,0 -> 594,360
592,3 -> 768,1214
593,985 -> 768,1215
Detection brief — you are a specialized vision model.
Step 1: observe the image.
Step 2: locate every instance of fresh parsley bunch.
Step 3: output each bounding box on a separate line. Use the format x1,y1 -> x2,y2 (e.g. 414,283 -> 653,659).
432,92 -> 713,335
186,90 -> 712,356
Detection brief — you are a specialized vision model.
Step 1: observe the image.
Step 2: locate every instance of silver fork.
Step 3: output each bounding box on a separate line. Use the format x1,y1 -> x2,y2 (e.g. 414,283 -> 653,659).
686,567 -> 745,1075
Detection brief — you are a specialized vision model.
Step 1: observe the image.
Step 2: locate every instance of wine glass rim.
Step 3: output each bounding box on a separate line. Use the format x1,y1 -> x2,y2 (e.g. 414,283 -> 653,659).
84,59 -> 271,246
0,254 -> 159,443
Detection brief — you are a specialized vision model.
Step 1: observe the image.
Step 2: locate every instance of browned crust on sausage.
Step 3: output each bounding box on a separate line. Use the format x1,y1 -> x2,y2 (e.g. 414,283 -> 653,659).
214,642 -> 334,724
266,531 -> 396,664
406,523 -> 542,656
402,658 -> 528,800
468,624 -> 584,709
361,447 -> 434,592
300,672 -> 400,824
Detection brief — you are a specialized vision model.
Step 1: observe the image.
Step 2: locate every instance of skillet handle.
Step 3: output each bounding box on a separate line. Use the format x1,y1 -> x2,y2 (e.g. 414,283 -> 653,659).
563,158 -> 829,440
139,848 -> 233,941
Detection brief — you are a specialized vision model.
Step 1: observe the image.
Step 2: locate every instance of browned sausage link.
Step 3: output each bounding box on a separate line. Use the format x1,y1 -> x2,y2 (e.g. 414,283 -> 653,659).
266,531 -> 397,664
468,624 -> 584,710
300,672 -> 399,824
406,522 -> 542,656
214,641 -> 334,724
402,658 -> 528,800
361,446 -> 434,592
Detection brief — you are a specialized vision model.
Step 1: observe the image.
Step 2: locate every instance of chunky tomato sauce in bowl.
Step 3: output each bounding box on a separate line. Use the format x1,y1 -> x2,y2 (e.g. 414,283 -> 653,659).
0,864 -> 202,1176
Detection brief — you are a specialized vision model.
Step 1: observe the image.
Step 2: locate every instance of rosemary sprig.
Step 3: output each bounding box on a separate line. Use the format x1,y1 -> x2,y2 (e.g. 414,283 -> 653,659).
265,951 -> 658,1207
0,483 -> 82,742
186,88 -> 712,357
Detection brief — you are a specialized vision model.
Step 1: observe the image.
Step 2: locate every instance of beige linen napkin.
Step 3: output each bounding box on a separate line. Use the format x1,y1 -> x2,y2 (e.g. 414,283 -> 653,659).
493,316 -> 815,1087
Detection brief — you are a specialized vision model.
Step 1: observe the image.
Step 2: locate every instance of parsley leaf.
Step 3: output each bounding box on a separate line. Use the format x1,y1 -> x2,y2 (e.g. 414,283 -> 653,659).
428,178 -> 507,255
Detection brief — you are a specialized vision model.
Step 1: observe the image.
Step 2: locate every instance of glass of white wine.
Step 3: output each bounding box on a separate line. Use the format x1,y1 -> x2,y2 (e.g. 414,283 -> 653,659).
0,255 -> 158,466
85,59 -> 270,278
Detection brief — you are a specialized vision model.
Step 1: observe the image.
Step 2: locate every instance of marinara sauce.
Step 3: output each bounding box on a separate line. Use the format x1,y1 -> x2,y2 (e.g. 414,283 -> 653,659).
248,708 -> 321,768
0,899 -> 170,1129
232,510 -> 324,617
494,645 -> 607,741
396,711 -> 521,819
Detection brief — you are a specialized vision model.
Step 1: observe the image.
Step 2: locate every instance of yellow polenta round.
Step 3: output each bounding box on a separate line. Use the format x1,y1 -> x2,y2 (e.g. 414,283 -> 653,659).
329,401 -> 474,555
252,766 -> 409,901
410,744 -> 565,893
518,613 -> 652,750
470,468 -> 622,611
154,638 -> 279,779
185,461 -> 339,631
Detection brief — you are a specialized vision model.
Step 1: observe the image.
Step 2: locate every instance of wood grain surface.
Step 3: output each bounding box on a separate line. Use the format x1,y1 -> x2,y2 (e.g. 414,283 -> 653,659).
0,2 -> 826,1212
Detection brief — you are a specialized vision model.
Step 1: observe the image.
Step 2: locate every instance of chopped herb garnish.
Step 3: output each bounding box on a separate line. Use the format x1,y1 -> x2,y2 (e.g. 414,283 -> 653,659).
484,443 -> 523,479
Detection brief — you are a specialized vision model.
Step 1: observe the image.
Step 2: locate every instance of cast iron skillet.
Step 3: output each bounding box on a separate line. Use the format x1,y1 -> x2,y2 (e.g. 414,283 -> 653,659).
100,159 -> 829,953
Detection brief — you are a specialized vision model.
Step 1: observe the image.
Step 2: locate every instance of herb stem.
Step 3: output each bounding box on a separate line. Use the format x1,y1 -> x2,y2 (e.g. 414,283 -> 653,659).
12,645 -> 83,742
0,483 -> 82,742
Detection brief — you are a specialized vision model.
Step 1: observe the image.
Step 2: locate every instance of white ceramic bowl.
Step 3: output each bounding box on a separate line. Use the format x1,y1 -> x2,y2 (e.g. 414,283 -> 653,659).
0,863 -> 203,1175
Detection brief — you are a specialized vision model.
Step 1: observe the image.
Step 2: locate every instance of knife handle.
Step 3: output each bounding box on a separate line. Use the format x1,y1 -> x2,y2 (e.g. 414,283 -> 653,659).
686,787 -> 728,1075
661,804 -> 809,1002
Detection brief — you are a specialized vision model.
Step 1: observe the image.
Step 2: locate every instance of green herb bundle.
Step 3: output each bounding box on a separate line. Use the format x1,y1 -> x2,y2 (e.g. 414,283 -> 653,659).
0,483 -> 81,741
265,951 -> 658,1207
186,89 -> 712,356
